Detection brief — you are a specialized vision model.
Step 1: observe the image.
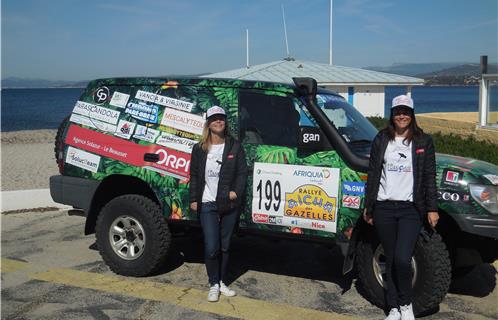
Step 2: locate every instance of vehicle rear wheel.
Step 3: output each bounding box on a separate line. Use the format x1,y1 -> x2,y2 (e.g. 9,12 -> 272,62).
356,231 -> 451,316
54,116 -> 70,166
96,194 -> 171,276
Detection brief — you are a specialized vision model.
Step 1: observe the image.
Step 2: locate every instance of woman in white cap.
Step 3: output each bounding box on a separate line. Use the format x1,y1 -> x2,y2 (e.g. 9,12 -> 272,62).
363,95 -> 439,320
189,105 -> 247,302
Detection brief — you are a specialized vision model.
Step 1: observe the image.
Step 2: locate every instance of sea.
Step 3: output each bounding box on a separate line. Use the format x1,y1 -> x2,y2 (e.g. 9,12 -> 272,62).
1,86 -> 497,132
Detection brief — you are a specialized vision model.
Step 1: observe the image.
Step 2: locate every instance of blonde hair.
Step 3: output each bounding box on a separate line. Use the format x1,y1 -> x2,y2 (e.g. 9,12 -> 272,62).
200,118 -> 230,152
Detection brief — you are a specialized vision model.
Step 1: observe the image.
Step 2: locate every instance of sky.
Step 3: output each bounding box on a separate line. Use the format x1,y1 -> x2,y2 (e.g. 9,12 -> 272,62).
2,0 -> 497,81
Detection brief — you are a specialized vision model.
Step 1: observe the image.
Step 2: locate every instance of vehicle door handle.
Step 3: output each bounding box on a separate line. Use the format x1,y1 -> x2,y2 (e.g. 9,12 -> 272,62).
144,153 -> 160,162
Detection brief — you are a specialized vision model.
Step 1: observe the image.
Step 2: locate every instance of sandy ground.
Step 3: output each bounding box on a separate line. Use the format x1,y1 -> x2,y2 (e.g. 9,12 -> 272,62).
1,129 -> 59,191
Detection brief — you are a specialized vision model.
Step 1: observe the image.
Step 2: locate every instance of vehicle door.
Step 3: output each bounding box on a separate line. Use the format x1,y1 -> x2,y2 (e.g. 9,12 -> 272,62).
238,89 -> 356,238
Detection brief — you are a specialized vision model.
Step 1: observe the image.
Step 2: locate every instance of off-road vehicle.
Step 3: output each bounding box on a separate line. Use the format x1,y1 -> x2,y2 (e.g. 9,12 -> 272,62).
50,77 -> 498,316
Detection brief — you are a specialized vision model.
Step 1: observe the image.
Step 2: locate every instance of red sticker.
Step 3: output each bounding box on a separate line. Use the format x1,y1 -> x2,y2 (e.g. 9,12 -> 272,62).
416,148 -> 425,154
66,124 -> 191,180
227,154 -> 234,159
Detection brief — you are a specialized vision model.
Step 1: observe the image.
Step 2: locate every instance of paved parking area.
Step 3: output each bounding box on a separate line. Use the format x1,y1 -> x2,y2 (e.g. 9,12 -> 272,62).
2,209 -> 497,319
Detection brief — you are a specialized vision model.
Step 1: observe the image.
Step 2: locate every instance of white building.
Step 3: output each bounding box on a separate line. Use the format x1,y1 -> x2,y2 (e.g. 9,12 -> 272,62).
206,58 -> 424,117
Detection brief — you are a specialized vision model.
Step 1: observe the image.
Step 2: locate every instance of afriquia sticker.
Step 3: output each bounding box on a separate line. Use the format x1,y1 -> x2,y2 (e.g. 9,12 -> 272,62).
66,124 -> 191,181
160,108 -> 205,136
133,125 -> 160,143
156,132 -> 196,153
342,181 -> 365,196
72,101 -> 120,125
109,91 -> 130,108
93,86 -> 110,105
125,102 -> 159,123
252,163 -> 339,233
136,90 -> 194,112
66,146 -> 101,173
114,120 -> 136,139
483,174 -> 498,185
69,114 -> 117,133
440,168 -> 464,190
342,195 -> 361,209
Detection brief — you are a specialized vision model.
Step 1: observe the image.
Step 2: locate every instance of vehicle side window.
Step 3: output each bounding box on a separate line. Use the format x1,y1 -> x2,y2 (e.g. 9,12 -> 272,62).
239,90 -> 300,147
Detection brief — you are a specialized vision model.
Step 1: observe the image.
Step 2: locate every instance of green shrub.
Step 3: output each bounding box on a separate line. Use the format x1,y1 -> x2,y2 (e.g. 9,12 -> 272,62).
366,117 -> 498,165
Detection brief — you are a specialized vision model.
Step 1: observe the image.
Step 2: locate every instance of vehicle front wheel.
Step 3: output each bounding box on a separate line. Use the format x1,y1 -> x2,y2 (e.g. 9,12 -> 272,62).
356,231 -> 451,316
96,195 -> 171,276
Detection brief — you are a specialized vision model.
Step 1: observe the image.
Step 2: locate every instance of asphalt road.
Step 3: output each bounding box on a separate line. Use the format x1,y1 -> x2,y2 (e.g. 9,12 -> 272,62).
2,209 -> 497,320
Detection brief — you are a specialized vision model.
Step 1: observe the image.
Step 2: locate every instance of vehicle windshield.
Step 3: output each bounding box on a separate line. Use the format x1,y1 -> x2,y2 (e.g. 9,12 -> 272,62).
316,93 -> 378,143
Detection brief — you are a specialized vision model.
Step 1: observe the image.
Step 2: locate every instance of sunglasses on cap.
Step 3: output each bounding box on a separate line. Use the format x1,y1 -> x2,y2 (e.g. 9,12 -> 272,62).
208,114 -> 226,122
392,108 -> 413,117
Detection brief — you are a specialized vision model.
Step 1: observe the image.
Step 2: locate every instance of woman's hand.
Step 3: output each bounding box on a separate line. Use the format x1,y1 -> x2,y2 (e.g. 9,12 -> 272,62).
363,208 -> 373,225
190,202 -> 198,211
427,211 -> 439,228
229,191 -> 237,201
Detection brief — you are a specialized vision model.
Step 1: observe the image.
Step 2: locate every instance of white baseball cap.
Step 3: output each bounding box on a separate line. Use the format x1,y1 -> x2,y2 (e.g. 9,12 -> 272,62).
206,105 -> 226,119
392,95 -> 414,109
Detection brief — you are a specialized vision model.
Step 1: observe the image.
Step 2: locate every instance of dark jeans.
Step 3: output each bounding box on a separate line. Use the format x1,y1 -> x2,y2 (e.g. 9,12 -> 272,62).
373,201 -> 422,308
200,202 -> 238,286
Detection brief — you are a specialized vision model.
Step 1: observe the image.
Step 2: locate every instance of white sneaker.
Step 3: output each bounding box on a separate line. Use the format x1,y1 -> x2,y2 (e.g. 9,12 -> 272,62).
207,284 -> 220,302
219,281 -> 236,297
384,308 -> 401,320
400,304 -> 415,320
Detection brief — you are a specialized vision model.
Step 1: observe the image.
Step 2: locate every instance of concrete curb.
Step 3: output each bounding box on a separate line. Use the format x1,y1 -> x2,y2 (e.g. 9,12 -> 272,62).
1,189 -> 71,212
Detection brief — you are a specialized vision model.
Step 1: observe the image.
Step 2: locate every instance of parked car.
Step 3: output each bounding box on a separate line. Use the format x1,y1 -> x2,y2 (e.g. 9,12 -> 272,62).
50,77 -> 498,316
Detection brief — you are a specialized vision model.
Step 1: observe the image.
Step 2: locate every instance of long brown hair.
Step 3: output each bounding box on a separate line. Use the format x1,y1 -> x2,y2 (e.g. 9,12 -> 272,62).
386,107 -> 423,145
199,117 -> 230,152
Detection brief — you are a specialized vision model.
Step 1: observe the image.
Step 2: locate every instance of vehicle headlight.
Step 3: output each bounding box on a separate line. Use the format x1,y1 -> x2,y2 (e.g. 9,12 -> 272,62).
469,184 -> 498,214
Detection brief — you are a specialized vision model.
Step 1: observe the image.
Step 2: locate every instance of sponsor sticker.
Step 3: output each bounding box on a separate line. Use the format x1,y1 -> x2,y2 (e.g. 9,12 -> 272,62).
437,191 -> 470,202
136,90 -> 194,112
66,146 -> 101,173
73,101 -> 120,124
133,125 -> 160,143
252,213 -> 269,223
483,174 -> 498,185
114,120 -> 136,139
440,168 -> 464,190
342,181 -> 365,196
66,125 -> 191,180
342,195 -> 361,209
109,91 -> 130,108
69,114 -> 117,133
125,102 -> 159,123
284,184 -> 336,221
156,132 -> 196,153
252,163 -> 340,233
93,86 -> 110,105
158,125 -> 200,140
160,108 -> 205,135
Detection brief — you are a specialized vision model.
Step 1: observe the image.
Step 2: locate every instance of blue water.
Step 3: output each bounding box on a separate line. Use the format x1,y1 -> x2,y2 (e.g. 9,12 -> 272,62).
2,88 -> 84,131
1,86 -> 496,131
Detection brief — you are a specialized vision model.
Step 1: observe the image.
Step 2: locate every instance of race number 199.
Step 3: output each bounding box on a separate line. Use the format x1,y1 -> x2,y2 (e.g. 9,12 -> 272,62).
256,179 -> 281,211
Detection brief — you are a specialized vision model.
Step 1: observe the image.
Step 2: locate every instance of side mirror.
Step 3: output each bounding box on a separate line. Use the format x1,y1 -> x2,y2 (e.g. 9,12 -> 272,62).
298,126 -> 323,150
293,77 -> 317,98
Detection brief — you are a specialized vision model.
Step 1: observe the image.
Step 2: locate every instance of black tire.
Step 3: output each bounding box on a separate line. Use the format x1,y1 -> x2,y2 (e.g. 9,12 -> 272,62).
54,115 -> 70,166
95,195 -> 171,276
356,231 -> 451,316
